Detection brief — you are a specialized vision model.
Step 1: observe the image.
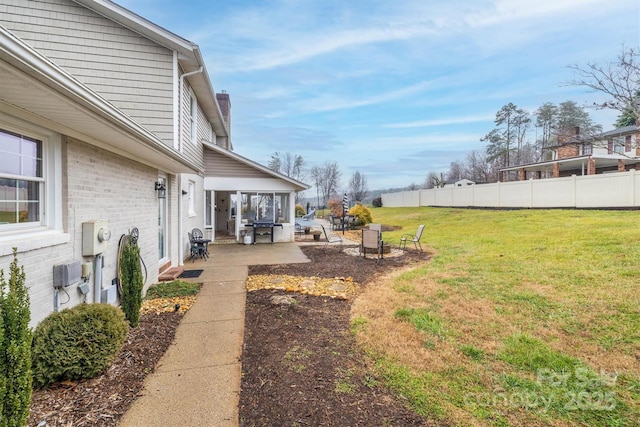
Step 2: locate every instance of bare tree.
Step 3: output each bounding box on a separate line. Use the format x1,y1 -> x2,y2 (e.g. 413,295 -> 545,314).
268,152 -> 305,181
465,150 -> 498,183
446,161 -> 464,182
566,46 -> 640,122
310,162 -> 341,207
348,171 -> 368,202
424,172 -> 438,189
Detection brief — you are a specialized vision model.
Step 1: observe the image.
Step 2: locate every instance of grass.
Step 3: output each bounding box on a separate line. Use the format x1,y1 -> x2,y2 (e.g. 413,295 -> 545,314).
283,345 -> 312,373
350,207 -> 640,426
145,280 -> 201,299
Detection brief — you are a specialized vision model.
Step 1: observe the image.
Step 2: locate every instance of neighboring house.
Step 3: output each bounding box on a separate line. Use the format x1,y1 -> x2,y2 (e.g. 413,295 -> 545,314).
444,179 -> 476,187
500,124 -> 640,180
0,0 -> 307,326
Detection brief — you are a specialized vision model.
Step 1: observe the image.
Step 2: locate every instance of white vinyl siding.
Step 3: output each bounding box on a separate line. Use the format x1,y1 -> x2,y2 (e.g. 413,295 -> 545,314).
0,0 -> 175,146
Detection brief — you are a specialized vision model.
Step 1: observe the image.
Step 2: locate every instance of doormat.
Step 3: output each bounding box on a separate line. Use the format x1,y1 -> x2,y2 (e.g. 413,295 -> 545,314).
180,269 -> 203,278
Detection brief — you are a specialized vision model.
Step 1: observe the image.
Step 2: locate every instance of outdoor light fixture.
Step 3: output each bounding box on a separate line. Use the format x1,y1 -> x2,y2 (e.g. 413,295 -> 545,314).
155,182 -> 166,199
182,189 -> 188,196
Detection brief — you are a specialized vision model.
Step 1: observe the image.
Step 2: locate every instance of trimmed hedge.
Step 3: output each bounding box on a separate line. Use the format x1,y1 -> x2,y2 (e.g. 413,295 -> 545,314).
31,303 -> 128,389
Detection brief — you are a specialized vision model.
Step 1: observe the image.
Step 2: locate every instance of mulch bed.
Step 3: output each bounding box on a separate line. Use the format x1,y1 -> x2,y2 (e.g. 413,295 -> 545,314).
27,244 -> 433,427
27,311 -> 183,427
241,245 -> 433,426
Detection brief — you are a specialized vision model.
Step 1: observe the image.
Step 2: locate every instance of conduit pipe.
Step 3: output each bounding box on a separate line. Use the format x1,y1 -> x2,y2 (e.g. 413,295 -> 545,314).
94,253 -> 103,303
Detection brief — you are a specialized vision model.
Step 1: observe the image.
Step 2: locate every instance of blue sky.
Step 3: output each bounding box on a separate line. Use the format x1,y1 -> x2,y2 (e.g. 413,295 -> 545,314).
118,0 -> 639,190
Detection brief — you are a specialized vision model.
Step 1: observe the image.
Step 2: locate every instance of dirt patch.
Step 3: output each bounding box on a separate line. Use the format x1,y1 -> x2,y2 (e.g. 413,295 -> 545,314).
241,245 -> 434,426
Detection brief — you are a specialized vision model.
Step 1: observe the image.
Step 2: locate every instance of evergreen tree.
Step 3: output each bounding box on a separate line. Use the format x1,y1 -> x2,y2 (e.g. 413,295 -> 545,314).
0,248 -> 32,427
120,238 -> 143,328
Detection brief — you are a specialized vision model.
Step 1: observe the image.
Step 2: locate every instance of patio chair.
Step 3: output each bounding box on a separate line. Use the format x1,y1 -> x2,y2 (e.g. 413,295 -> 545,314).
302,209 -> 315,221
294,222 -> 306,239
360,228 -> 382,262
346,214 -> 358,230
188,232 -> 206,261
191,228 -> 210,259
321,225 -> 343,250
330,215 -> 342,230
400,224 -> 425,252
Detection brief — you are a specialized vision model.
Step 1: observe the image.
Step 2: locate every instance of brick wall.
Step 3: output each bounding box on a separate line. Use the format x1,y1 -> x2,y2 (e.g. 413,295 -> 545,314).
0,136 -> 162,327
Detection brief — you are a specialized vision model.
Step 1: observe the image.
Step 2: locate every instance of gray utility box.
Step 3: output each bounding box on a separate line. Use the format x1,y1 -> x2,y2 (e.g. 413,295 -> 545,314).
53,261 -> 82,288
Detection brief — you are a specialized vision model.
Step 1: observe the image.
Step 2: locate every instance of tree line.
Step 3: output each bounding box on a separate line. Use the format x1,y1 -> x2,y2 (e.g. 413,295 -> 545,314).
267,152 -> 369,209
423,46 -> 639,188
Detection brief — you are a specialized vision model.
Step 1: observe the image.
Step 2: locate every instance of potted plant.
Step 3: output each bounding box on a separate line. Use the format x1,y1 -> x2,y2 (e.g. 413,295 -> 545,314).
312,230 -> 322,241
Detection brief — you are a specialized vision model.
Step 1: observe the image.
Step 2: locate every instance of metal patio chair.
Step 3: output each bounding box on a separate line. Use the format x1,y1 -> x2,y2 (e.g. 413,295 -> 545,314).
399,224 -> 425,252
360,228 -> 382,262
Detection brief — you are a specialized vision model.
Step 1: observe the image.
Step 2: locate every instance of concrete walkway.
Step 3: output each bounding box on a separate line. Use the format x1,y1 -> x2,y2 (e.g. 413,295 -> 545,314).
119,243 -> 310,427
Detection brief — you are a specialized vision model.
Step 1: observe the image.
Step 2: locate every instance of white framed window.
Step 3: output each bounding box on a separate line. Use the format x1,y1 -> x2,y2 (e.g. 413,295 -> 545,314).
240,192 -> 290,223
190,94 -> 197,145
0,114 -> 65,255
188,181 -> 195,216
0,128 -> 42,227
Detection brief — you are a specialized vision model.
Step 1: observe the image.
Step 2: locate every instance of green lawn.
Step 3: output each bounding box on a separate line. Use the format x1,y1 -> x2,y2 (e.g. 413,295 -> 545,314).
351,207 -> 640,426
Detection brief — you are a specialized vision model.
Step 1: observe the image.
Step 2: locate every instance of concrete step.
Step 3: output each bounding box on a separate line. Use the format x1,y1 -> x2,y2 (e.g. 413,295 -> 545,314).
158,266 -> 184,282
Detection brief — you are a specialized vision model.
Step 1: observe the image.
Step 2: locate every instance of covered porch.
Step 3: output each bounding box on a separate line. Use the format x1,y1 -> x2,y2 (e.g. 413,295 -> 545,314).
500,154 -> 640,181
202,142 -> 308,243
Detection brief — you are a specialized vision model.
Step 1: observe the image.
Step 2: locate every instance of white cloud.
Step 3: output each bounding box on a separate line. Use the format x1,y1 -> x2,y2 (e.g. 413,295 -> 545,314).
294,80 -> 437,113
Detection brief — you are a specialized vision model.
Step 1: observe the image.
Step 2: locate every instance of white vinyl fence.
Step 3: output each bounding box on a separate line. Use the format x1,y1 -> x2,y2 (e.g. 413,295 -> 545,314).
382,170 -> 640,209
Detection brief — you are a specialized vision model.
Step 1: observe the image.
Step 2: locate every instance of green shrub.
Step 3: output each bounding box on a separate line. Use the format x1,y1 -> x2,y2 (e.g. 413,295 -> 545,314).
0,248 -> 32,426
31,303 -> 128,389
372,196 -> 383,207
120,239 -> 143,327
348,203 -> 373,226
295,204 -> 306,217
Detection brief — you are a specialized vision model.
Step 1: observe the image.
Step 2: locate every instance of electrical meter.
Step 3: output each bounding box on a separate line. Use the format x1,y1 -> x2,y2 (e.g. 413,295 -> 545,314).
82,221 -> 111,256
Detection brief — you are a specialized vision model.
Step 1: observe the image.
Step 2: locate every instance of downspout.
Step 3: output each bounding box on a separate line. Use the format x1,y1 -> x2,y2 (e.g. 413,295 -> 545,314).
178,67 -> 204,152
178,174 -> 184,265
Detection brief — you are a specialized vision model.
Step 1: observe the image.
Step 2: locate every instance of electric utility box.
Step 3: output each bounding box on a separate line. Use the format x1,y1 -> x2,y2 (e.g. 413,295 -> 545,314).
82,221 -> 111,256
53,260 -> 82,288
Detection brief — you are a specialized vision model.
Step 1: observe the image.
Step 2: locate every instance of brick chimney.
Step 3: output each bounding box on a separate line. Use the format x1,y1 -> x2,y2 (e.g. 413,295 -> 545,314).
557,126 -> 580,158
216,91 -> 231,131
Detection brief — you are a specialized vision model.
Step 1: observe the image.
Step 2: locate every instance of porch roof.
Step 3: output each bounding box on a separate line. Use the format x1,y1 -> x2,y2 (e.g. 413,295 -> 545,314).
500,154 -> 640,174
202,141 -> 310,192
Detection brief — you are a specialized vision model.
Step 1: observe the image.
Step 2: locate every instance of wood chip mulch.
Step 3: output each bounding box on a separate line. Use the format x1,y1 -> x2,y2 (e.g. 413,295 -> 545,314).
27,304 -> 185,427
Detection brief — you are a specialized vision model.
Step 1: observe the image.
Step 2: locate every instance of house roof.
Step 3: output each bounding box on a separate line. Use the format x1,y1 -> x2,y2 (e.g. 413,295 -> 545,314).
600,125 -> 639,138
73,0 -> 229,140
0,25 -> 201,174
202,141 -> 310,192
